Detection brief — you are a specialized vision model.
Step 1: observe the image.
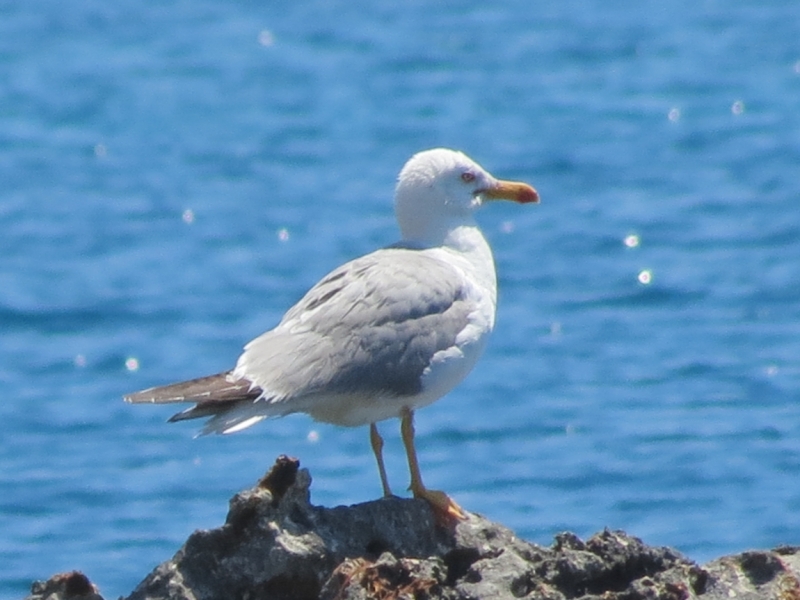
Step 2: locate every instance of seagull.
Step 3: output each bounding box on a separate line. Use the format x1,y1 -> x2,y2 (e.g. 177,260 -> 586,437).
125,148 -> 538,519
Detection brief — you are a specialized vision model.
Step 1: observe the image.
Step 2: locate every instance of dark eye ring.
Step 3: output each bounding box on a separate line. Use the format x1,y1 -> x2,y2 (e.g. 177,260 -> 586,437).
461,172 -> 476,183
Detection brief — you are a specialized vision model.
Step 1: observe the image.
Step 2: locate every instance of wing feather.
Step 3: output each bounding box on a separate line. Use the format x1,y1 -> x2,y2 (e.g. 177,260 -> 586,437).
235,247 -> 472,401
124,247 -> 475,431
124,371 -> 260,405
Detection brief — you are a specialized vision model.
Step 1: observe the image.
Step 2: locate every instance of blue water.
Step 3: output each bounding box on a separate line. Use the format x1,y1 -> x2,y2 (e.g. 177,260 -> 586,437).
2,0 -> 800,596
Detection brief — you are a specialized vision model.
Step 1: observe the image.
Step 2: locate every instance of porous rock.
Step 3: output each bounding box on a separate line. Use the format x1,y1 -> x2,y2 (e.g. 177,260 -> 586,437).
24,571 -> 103,600
23,456 -> 800,600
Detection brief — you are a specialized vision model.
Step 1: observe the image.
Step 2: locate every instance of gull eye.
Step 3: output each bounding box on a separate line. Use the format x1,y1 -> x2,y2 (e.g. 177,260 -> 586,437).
460,171 -> 476,183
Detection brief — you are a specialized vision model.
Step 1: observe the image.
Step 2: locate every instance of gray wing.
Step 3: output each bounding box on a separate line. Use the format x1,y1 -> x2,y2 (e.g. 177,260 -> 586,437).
235,247 -> 473,402
124,247 -> 474,432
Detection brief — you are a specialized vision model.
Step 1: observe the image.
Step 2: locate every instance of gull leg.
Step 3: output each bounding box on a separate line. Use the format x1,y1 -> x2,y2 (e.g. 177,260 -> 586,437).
370,422 -> 393,497
400,407 -> 465,521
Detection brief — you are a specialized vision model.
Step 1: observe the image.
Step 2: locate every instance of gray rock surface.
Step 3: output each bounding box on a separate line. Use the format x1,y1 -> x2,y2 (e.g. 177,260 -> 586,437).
23,456 -> 800,600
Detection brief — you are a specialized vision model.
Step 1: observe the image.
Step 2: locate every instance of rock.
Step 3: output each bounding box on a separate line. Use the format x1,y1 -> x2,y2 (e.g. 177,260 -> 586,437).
24,571 -> 103,600
703,548 -> 800,600
22,456 -> 800,600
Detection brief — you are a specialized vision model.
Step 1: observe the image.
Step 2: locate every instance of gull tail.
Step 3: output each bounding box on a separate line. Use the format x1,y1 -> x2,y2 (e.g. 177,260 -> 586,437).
124,371 -> 266,434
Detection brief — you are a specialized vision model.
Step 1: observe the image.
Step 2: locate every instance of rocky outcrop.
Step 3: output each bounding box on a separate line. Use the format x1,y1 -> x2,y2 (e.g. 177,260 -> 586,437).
23,456 -> 800,600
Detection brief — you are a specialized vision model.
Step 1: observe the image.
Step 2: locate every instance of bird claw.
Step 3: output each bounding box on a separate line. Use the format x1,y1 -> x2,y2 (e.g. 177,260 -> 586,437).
413,488 -> 466,524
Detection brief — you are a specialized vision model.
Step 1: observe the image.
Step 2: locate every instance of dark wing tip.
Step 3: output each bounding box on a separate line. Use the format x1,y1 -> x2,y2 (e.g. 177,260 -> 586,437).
123,384 -> 190,404
123,371 -> 262,405
123,387 -> 163,404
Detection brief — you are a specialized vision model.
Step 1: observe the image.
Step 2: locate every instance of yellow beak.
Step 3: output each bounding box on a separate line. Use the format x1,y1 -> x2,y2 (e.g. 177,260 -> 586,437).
481,179 -> 539,204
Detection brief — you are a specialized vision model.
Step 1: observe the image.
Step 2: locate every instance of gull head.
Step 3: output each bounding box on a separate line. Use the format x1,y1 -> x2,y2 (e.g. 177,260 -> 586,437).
394,148 -> 538,245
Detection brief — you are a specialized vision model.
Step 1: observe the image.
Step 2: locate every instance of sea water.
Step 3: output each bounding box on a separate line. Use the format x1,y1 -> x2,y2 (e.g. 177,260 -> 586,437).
2,0 -> 800,596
